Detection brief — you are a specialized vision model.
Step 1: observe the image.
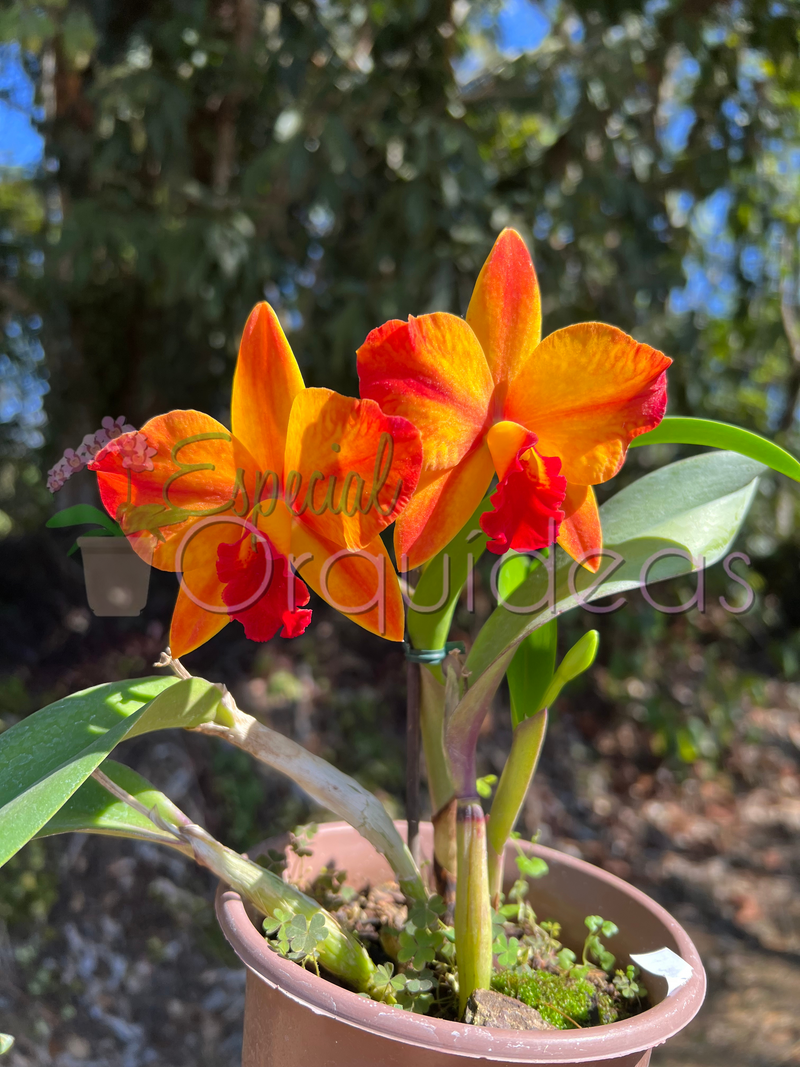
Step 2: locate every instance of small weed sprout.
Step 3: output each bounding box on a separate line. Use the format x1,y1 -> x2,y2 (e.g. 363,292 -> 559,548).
264,910 -> 329,974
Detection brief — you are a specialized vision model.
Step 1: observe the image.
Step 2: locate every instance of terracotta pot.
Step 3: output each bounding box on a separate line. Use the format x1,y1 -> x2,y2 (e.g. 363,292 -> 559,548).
78,536 -> 151,616
216,821 -> 705,1067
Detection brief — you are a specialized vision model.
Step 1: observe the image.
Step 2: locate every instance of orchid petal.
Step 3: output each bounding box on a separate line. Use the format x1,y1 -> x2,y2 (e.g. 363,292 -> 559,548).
557,483 -> 602,573
169,581 -> 230,658
394,442 -> 495,569
232,302 -> 305,474
504,323 -> 671,485
358,313 -> 493,472
168,517 -> 253,656
467,229 -> 542,387
485,420 -> 535,480
290,524 -> 406,641
283,388 -> 422,552
217,533 -> 312,641
90,411 -> 244,571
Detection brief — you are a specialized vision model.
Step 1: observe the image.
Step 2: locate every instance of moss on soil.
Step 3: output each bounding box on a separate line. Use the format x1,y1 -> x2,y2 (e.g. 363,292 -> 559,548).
491,970 -> 622,1030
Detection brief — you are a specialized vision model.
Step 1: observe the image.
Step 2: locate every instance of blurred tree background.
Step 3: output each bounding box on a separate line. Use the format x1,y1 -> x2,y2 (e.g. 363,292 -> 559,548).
1,0 -> 800,761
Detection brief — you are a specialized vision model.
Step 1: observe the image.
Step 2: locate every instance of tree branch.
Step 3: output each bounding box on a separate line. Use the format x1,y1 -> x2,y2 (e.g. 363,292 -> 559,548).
779,232 -> 800,432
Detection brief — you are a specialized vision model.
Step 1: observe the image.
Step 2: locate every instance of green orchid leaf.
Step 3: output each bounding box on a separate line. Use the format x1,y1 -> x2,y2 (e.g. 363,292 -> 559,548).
46,503 -> 121,535
487,711 -> 548,856
444,452 -> 762,795
123,676 -> 224,740
630,416 -> 800,482
497,552 -> 557,728
36,759 -> 189,846
506,614 -> 556,726
0,676 -> 223,867
470,451 -> 764,680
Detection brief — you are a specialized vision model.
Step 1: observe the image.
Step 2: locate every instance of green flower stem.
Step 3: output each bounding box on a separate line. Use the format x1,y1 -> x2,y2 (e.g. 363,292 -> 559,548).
191,693 -> 427,901
420,667 -> 456,815
404,500 -> 491,884
419,666 -> 459,897
406,498 -> 492,680
486,709 -> 548,903
454,799 -> 492,1016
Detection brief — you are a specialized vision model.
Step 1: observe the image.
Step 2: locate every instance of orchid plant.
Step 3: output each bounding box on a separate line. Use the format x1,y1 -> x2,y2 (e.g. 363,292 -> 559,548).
4,230 -> 800,1020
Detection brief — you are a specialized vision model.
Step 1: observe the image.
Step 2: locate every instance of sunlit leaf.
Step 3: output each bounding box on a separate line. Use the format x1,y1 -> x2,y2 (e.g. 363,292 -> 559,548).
37,759 -> 189,847
0,676 -> 222,866
631,416 -> 800,482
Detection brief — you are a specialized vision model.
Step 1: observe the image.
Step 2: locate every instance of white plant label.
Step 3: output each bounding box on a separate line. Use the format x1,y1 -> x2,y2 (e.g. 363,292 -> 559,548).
629,948 -> 694,995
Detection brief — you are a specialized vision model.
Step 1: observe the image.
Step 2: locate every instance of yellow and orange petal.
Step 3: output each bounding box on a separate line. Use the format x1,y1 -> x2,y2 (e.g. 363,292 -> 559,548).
557,483 -> 602,573
231,303 -> 305,475
169,519 -> 238,656
503,322 -> 671,486
357,313 -> 494,472
283,388 -> 422,552
485,420 -> 535,481
394,443 -> 495,569
169,581 -> 230,658
466,229 -> 542,388
290,522 -> 406,641
90,411 -> 243,571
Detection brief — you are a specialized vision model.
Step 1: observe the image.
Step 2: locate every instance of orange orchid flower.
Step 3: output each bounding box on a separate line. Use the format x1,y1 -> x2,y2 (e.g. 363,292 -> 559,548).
357,229 -> 672,572
89,303 -> 422,656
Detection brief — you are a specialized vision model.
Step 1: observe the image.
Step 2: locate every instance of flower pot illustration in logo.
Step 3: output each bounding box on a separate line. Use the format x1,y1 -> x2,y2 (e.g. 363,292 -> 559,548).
78,536 -> 151,616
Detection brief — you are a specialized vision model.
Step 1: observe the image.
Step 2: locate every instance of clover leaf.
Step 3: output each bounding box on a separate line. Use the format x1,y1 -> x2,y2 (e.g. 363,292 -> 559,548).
394,969 -> 435,1013
516,854 -> 549,879
613,964 -> 645,1001
371,962 -> 407,1003
494,931 -> 521,969
475,774 -> 498,798
264,910 -> 328,966
397,925 -> 442,969
408,894 -> 445,930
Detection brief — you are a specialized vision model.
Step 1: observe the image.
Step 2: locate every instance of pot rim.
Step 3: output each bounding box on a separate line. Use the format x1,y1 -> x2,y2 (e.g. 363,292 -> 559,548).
216,821 -> 706,1063
77,535 -> 136,552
